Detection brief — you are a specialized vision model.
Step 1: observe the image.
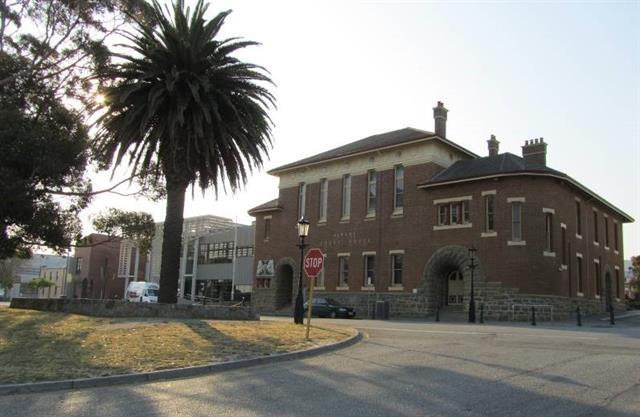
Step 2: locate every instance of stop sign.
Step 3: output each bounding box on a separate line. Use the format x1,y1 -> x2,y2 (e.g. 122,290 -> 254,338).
303,248 -> 325,278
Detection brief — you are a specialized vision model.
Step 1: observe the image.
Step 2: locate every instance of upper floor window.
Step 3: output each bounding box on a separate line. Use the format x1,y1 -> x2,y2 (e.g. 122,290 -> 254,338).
511,202 -> 523,241
484,195 -> 495,232
437,201 -> 470,226
298,182 -> 306,219
341,174 -> 351,219
576,256 -> 583,294
561,225 -> 567,266
75,258 -> 83,273
604,217 -> 609,248
576,201 -> 582,236
393,165 -> 404,212
614,222 -> 619,251
615,268 -> 621,299
544,212 -> 553,252
593,210 -> 599,244
264,217 -> 271,240
318,178 -> 328,222
367,170 -> 377,217
594,260 -> 601,296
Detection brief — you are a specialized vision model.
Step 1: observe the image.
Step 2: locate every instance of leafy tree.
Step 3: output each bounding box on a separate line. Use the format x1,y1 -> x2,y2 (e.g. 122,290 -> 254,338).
0,257 -> 22,296
26,276 -> 54,290
93,0 -> 274,303
92,208 -> 155,253
0,1 -> 154,259
629,255 -> 640,299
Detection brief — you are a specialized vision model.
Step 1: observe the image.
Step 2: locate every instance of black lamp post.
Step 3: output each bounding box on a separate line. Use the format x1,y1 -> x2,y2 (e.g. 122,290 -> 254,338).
294,217 -> 310,325
468,245 -> 477,323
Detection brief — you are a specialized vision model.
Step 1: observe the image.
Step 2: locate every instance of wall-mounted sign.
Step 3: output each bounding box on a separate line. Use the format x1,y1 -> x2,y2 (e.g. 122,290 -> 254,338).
256,259 -> 274,277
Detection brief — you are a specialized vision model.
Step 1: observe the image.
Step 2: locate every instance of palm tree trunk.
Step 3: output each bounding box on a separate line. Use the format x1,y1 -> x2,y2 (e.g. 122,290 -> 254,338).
158,180 -> 188,303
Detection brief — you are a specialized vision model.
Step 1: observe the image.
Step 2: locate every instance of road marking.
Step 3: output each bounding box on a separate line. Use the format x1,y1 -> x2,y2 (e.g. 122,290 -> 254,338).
354,326 -> 599,340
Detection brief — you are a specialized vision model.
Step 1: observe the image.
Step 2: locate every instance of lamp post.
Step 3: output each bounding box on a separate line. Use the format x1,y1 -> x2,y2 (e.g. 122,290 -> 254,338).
294,218 -> 310,324
468,245 -> 477,323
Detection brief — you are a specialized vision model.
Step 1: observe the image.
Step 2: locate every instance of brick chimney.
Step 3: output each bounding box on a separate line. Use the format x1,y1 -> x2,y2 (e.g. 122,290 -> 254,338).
522,138 -> 547,166
487,134 -> 500,157
433,101 -> 448,138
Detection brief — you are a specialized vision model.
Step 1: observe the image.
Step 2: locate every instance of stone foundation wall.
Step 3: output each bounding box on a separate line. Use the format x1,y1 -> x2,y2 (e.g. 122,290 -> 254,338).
10,298 -> 258,320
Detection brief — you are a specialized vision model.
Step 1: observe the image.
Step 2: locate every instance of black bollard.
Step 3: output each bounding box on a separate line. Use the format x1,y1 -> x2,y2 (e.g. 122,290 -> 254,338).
435,306 -> 440,322
610,308 -> 615,326
531,306 -> 537,326
480,303 -> 484,324
576,306 -> 582,327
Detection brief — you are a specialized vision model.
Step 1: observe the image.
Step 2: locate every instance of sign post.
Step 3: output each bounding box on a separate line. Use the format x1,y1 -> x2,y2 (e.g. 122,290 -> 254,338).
303,248 -> 325,340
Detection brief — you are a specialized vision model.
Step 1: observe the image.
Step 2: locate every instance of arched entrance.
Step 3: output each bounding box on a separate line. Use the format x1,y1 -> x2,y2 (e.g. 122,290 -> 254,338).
422,245 -> 480,312
274,262 -> 294,310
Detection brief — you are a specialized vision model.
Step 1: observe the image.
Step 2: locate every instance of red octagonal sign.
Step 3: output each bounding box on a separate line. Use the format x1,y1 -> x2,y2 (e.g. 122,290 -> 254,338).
304,248 -> 325,278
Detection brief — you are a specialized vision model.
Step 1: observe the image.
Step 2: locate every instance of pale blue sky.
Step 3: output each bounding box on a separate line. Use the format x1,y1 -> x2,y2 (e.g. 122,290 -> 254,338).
87,0 -> 640,256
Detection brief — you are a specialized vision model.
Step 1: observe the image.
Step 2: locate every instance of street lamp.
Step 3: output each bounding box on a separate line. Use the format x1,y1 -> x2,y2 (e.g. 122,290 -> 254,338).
294,217 -> 310,324
468,245 -> 477,323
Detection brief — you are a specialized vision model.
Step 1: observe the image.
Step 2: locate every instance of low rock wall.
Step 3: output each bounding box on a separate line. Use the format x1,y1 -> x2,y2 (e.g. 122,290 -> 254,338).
10,298 -> 259,320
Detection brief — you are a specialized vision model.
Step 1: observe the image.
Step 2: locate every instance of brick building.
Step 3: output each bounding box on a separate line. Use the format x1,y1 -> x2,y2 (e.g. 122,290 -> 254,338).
249,102 -> 633,320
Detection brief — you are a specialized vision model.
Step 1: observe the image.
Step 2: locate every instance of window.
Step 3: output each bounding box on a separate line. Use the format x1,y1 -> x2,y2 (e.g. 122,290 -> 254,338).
544,213 -> 553,252
577,256 -> 583,294
576,201 -> 582,236
394,165 -> 404,212
319,178 -> 328,222
338,256 -> 349,286
616,269 -> 621,299
593,211 -> 599,243
199,244 -> 208,264
391,254 -> 403,286
75,258 -> 83,273
594,261 -> 601,296
298,182 -> 306,219
511,203 -> 522,241
364,255 -> 375,287
614,222 -> 619,251
437,201 -> 471,226
604,217 -> 609,248
264,218 -> 271,240
485,195 -> 495,232
367,170 -> 377,216
561,226 -> 567,266
341,174 -> 351,219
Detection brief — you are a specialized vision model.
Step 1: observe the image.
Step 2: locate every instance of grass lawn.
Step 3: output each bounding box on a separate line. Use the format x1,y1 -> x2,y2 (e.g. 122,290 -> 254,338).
0,308 -> 353,384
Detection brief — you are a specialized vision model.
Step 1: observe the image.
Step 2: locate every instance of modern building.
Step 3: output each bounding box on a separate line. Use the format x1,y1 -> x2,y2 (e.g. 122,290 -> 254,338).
179,224 -> 255,302
147,214 -> 235,283
72,234 -> 147,300
249,102 -> 633,320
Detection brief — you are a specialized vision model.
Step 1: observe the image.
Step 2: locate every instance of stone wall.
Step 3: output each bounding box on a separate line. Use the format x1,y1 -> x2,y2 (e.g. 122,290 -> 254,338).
10,298 -> 258,320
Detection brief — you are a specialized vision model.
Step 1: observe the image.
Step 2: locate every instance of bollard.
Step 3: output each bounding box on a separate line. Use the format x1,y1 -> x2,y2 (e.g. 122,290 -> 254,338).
479,303 -> 484,324
576,306 -> 582,327
610,308 -> 615,326
531,306 -> 537,326
435,306 -> 440,322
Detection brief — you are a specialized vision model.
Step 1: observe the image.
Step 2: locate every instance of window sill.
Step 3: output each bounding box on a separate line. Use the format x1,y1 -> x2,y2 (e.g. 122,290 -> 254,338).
481,231 -> 497,238
604,246 -> 610,251
593,241 -> 599,247
575,234 -> 582,239
543,251 -> 556,257
433,223 -> 472,231
560,264 -> 568,271
361,286 -> 375,291
336,286 -> 349,291
388,286 -> 404,291
339,218 -> 350,224
317,220 -> 327,226
614,250 -> 620,255
577,292 -> 584,297
314,286 -> 326,290
364,216 -> 376,222
594,295 -> 601,299
507,240 -> 526,246
616,298 -> 621,302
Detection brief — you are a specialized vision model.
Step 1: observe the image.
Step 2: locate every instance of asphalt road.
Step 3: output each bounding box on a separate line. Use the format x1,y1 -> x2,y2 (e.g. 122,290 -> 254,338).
1,316 -> 640,417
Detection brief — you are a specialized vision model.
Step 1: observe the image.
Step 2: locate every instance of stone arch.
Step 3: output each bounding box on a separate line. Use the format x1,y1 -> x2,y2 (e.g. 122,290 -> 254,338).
421,245 -> 482,311
274,257 -> 296,310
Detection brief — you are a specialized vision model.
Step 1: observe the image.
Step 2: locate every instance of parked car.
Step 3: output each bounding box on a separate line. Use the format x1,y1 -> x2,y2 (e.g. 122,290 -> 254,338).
126,281 -> 159,303
304,297 -> 355,318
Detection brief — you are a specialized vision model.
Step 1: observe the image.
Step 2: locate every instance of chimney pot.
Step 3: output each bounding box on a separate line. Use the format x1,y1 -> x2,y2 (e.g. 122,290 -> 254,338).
522,137 -> 548,166
433,101 -> 448,138
487,134 -> 500,157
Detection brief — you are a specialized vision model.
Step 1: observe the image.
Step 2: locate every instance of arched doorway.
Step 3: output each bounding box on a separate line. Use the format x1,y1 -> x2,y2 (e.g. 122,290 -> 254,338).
274,263 -> 294,310
422,245 -> 479,312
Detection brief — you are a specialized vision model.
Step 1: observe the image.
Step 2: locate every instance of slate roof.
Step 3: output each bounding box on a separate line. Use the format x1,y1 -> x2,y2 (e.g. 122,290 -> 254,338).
426,152 -> 565,184
248,198 -> 281,215
268,127 -> 477,174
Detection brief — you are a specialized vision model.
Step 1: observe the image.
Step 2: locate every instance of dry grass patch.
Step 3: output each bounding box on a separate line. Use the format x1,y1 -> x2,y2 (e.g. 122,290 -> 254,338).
0,309 -> 353,384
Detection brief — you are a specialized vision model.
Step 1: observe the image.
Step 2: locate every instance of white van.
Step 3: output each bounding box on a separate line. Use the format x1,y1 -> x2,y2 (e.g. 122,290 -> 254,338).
126,281 -> 159,303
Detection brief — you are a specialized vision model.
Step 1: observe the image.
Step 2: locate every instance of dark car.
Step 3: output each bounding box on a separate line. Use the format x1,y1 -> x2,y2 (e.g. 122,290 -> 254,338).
304,297 -> 356,319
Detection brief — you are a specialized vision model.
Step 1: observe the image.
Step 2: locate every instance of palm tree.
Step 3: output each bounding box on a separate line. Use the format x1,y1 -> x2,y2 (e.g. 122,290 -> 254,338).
93,0 -> 274,303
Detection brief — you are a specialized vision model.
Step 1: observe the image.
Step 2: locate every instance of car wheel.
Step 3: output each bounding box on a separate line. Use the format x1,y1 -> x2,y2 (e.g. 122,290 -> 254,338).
330,311 -> 337,318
